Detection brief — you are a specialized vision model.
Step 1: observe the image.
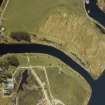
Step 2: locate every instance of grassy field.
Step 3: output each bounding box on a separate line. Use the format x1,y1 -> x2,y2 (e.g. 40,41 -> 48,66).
46,67 -> 90,105
0,96 -> 13,105
2,0 -> 105,78
16,69 -> 44,105
3,0 -> 81,34
0,53 -> 91,105
37,0 -> 105,78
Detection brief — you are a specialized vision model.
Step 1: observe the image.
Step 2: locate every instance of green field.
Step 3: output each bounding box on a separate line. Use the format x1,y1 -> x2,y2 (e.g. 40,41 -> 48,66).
2,0 -> 105,78
0,53 -> 91,105
3,0 -> 81,34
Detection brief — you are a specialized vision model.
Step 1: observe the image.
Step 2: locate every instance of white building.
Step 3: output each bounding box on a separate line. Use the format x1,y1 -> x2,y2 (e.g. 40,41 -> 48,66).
2,78 -> 15,96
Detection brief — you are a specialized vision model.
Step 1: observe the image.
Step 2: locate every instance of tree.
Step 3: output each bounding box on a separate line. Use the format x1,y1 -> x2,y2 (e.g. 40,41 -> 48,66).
10,32 -> 31,42
6,55 -> 19,67
0,59 -> 9,71
0,55 -> 19,83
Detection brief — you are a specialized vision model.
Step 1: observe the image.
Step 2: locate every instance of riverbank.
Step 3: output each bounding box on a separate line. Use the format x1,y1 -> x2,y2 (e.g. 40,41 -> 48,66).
1,0 -> 105,80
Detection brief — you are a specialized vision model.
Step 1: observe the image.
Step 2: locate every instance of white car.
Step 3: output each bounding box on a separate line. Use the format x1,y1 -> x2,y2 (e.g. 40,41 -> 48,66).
85,0 -> 90,4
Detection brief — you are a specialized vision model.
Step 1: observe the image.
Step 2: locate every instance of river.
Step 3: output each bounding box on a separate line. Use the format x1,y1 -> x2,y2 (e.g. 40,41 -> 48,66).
85,0 -> 105,104
0,0 -> 105,104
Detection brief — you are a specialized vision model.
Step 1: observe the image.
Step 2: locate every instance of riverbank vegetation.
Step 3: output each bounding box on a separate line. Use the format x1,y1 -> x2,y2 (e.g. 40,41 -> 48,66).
97,0 -> 105,12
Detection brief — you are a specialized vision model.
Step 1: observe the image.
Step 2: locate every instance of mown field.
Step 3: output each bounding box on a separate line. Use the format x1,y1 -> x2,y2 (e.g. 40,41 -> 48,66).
11,53 -> 91,105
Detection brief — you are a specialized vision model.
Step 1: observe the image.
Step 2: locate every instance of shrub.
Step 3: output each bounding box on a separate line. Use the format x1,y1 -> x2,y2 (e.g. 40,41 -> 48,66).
10,32 -> 31,42
6,55 -> 19,67
0,59 -> 9,71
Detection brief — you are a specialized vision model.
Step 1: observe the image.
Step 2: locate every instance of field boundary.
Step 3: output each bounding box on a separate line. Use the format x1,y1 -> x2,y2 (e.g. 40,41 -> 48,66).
0,0 -> 7,9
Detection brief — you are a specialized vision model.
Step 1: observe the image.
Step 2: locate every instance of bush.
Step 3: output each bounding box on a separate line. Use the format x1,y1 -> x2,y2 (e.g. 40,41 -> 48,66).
0,55 -> 19,83
0,59 -> 9,71
0,72 -> 12,82
10,32 -> 31,42
6,55 -> 19,67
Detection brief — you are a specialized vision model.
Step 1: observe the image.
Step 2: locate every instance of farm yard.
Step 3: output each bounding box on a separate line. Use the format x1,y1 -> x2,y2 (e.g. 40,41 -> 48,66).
0,53 -> 91,105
